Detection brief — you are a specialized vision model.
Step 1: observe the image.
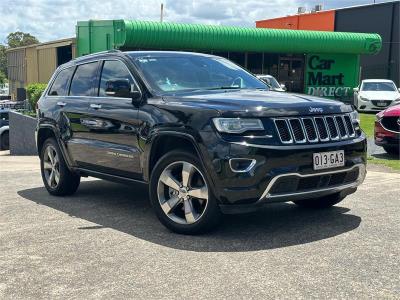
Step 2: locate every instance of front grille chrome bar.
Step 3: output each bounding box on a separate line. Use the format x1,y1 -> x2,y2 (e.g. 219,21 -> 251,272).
274,114 -> 356,144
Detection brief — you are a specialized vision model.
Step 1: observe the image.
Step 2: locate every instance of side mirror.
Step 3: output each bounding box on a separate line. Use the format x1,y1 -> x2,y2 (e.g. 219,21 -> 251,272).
280,83 -> 287,91
353,87 -> 359,93
105,79 -> 142,104
398,88 -> 400,93
105,79 -> 131,98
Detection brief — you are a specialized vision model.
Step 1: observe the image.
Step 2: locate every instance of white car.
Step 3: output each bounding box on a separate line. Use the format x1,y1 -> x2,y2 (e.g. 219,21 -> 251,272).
256,74 -> 286,92
353,79 -> 400,111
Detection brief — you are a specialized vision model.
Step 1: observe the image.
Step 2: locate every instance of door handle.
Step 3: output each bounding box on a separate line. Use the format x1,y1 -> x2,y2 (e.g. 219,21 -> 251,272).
90,103 -> 102,109
57,101 -> 66,107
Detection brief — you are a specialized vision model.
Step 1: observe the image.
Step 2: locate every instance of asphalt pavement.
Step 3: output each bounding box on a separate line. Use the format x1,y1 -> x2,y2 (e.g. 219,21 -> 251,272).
1,152 -> 399,299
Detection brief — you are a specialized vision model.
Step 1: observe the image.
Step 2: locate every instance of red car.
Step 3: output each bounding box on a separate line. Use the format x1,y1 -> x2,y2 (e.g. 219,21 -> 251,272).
375,104 -> 400,155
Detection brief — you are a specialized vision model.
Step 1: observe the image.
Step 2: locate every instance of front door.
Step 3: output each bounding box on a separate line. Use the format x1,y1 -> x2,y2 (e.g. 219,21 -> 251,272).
278,56 -> 305,93
84,59 -> 142,179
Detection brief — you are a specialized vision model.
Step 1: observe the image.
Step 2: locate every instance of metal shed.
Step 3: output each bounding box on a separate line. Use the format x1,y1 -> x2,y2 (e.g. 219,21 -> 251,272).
6,38 -> 76,100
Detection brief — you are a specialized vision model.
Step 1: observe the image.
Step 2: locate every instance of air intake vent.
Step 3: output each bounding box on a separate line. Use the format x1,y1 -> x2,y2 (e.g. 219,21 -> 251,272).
289,119 -> 306,143
274,119 -> 292,143
335,116 -> 348,138
274,114 -> 356,144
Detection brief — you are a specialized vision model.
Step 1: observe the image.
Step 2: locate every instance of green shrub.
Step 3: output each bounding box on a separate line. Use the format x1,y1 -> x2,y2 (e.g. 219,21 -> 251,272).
26,83 -> 47,111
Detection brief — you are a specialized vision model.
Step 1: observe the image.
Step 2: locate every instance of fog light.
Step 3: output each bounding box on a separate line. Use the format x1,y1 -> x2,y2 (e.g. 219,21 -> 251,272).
229,158 -> 256,173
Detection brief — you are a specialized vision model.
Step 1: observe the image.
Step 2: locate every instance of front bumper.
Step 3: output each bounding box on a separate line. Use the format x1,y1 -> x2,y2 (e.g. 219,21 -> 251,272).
357,98 -> 394,111
200,131 -> 367,211
374,121 -> 400,147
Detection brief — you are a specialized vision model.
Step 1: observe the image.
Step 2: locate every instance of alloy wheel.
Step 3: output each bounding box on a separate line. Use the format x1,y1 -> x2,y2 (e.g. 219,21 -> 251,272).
157,161 -> 209,225
43,145 -> 60,189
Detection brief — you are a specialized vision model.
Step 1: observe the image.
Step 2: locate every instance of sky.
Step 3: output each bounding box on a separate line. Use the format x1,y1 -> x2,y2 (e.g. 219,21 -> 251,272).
0,0 -> 394,44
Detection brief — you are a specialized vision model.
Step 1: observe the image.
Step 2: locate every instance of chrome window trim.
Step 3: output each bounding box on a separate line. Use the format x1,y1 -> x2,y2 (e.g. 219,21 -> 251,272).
46,57 -> 143,100
258,163 -> 366,201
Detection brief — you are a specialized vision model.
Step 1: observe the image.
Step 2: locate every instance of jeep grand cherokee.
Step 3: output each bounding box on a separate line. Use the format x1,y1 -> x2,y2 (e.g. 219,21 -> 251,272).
36,51 -> 366,234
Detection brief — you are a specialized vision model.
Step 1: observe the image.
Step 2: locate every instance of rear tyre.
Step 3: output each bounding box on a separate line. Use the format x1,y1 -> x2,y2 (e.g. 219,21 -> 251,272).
383,146 -> 400,156
293,192 -> 345,209
149,150 -> 221,235
0,131 -> 9,150
40,138 -> 80,196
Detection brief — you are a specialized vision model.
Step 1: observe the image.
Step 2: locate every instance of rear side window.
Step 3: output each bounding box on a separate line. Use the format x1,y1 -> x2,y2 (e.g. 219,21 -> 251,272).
99,60 -> 135,97
48,67 -> 74,96
69,62 -> 99,96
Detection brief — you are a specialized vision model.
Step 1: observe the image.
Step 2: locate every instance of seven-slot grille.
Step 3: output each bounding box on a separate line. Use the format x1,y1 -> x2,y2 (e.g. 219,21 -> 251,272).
274,114 -> 355,144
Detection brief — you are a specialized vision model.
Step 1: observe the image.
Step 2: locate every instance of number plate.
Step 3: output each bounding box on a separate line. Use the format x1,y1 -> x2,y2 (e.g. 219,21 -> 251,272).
313,150 -> 345,170
376,101 -> 387,107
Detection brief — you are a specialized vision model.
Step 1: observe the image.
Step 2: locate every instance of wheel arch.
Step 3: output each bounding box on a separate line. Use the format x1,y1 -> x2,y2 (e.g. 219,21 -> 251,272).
145,132 -> 205,182
37,124 -> 74,170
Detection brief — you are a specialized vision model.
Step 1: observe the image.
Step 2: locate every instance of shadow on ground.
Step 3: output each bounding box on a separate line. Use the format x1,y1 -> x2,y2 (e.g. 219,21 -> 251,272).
18,180 -> 361,252
372,152 -> 400,160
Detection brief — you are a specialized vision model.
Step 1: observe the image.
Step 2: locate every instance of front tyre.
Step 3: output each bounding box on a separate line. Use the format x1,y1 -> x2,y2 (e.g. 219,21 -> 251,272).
293,192 -> 345,209
40,138 -> 80,196
149,151 -> 221,234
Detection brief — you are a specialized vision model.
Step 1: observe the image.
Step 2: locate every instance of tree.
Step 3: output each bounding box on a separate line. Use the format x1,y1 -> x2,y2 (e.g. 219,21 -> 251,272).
6,31 -> 39,48
0,70 -> 6,84
0,31 -> 39,80
0,45 -> 6,77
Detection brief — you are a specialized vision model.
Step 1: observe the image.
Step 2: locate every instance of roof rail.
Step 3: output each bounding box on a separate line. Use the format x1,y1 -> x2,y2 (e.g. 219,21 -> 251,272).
73,49 -> 122,61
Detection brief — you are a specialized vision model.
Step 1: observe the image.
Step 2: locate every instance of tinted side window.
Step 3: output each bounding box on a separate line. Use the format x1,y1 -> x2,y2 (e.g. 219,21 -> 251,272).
69,62 -> 99,96
48,67 -> 74,96
99,60 -> 134,97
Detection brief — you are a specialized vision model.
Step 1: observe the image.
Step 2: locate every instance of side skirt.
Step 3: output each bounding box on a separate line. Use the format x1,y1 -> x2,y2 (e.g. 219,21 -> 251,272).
77,168 -> 148,186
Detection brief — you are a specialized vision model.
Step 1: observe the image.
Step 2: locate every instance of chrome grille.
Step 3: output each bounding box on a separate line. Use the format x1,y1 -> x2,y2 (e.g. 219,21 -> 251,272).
274,114 -> 356,144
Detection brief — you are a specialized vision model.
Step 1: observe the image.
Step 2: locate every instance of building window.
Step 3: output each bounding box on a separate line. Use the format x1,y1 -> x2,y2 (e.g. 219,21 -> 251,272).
247,52 -> 263,74
229,52 -> 245,68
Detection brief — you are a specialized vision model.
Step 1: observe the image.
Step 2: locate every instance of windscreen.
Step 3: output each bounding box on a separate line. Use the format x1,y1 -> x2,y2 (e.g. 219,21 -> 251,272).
132,55 -> 267,93
361,82 -> 396,92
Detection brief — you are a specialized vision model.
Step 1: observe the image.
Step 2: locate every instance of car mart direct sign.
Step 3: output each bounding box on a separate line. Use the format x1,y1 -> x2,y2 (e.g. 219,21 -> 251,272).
305,53 -> 359,99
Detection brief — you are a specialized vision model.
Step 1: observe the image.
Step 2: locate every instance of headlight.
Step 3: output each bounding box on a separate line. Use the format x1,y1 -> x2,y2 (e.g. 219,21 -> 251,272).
360,96 -> 369,101
349,110 -> 360,124
213,118 -> 264,133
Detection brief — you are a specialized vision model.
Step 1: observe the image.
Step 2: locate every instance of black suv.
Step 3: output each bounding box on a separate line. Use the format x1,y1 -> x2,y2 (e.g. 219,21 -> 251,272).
36,51 -> 366,234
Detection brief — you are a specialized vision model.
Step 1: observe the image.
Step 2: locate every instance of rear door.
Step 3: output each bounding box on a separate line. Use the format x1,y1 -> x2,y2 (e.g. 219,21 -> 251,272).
61,61 -> 101,167
82,59 -> 142,179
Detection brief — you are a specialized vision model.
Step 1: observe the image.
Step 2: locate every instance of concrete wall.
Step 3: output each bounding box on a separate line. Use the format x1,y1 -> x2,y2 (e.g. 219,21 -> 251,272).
9,111 -> 37,155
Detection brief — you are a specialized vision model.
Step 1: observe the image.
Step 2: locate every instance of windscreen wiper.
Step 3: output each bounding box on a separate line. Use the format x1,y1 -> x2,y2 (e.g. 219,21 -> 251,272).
206,86 -> 241,90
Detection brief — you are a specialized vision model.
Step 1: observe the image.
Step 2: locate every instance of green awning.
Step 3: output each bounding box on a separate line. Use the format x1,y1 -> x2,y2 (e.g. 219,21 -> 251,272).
77,20 -> 382,56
